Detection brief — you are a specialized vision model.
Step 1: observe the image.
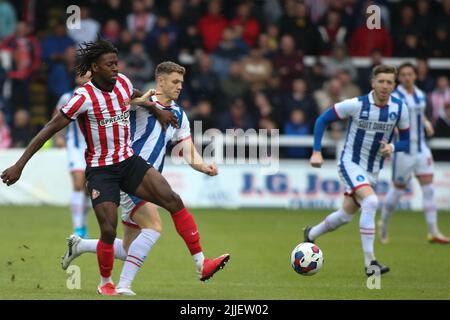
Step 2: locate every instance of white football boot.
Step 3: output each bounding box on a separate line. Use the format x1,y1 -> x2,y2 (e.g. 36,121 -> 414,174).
116,286 -> 136,296
61,234 -> 82,270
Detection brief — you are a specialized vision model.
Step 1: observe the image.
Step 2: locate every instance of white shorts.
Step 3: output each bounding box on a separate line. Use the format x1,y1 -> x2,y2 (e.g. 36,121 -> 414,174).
337,160 -> 379,195
120,191 -> 146,229
67,145 -> 86,172
392,150 -> 434,185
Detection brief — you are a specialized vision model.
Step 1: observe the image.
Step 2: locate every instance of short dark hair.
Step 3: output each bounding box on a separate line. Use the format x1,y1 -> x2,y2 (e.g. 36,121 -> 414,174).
398,62 -> 417,74
75,39 -> 118,77
155,61 -> 186,78
372,64 -> 397,78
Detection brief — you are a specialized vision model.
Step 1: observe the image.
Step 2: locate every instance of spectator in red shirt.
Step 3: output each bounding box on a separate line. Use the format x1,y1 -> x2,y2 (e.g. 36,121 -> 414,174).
349,24 -> 393,57
229,1 -> 260,48
197,0 -> 228,52
1,21 -> 41,111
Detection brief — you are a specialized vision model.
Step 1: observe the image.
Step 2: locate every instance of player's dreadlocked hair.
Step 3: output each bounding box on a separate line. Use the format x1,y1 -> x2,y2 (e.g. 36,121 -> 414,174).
75,39 -> 118,77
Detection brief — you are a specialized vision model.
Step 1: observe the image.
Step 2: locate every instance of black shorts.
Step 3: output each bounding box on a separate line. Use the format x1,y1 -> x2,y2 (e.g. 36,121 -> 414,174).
85,155 -> 152,208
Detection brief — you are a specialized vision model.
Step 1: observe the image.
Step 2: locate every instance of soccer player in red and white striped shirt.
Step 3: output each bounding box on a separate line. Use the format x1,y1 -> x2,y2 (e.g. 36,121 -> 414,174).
1,40 -> 229,296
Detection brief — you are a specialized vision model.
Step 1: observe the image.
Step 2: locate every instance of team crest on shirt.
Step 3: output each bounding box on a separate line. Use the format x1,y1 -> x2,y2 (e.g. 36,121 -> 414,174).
389,112 -> 398,121
356,175 -> 365,182
91,189 -> 100,200
361,110 -> 369,118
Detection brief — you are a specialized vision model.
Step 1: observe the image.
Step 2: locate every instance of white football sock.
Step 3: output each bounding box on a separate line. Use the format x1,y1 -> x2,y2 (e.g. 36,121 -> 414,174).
309,208 -> 354,240
360,195 -> 378,267
381,186 -> 405,228
100,276 -> 113,286
193,252 -> 205,270
77,238 -> 127,260
70,191 -> 85,229
422,183 -> 439,235
118,229 -> 160,288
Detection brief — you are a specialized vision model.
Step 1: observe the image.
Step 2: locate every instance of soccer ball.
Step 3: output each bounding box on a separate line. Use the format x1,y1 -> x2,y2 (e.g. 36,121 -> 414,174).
291,242 -> 324,276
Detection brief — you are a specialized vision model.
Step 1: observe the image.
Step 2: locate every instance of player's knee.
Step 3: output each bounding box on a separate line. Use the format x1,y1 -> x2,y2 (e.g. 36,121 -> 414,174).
100,226 -> 117,243
361,194 -> 378,213
339,209 -> 354,224
163,191 -> 184,213
422,183 -> 434,199
139,216 -> 163,233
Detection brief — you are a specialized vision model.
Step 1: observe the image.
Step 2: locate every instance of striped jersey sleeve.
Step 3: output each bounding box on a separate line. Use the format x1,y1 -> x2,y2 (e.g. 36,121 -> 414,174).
397,100 -> 410,131
172,111 -> 191,142
60,89 -> 89,119
333,97 -> 359,119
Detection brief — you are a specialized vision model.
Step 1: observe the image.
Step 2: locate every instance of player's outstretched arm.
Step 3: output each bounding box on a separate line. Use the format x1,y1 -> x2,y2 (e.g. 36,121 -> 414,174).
179,138 -> 218,176
310,107 -> 340,168
131,88 -> 179,130
1,111 -> 71,186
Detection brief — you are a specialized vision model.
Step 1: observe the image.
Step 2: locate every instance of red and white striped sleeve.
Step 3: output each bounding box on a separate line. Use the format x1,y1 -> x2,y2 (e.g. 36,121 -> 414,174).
60,92 -> 88,120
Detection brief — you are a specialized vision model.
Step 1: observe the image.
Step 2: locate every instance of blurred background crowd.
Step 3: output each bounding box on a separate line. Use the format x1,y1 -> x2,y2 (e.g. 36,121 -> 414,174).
0,0 -> 449,159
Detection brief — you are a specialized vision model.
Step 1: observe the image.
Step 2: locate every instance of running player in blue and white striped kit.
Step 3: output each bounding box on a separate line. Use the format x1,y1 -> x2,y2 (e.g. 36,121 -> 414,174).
380,63 -> 449,245
304,65 -> 410,276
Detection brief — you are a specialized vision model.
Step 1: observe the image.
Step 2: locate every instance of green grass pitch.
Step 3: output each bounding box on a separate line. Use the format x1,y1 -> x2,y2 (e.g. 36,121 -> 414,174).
0,206 -> 449,299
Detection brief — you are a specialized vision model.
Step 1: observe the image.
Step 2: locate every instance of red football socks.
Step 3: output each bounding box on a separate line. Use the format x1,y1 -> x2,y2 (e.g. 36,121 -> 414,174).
97,240 -> 114,278
171,207 -> 203,255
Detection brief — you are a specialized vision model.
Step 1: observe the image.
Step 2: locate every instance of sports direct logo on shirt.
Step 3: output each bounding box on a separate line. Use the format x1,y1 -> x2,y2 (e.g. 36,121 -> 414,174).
99,111 -> 130,127
357,119 -> 395,132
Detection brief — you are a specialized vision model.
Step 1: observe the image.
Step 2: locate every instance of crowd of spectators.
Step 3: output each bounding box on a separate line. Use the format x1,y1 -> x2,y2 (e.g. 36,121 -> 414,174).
0,0 -> 449,158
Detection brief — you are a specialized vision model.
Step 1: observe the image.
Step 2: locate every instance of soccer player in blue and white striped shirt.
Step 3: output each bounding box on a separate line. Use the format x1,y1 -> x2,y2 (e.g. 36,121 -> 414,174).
380,63 -> 449,245
304,65 -> 410,276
